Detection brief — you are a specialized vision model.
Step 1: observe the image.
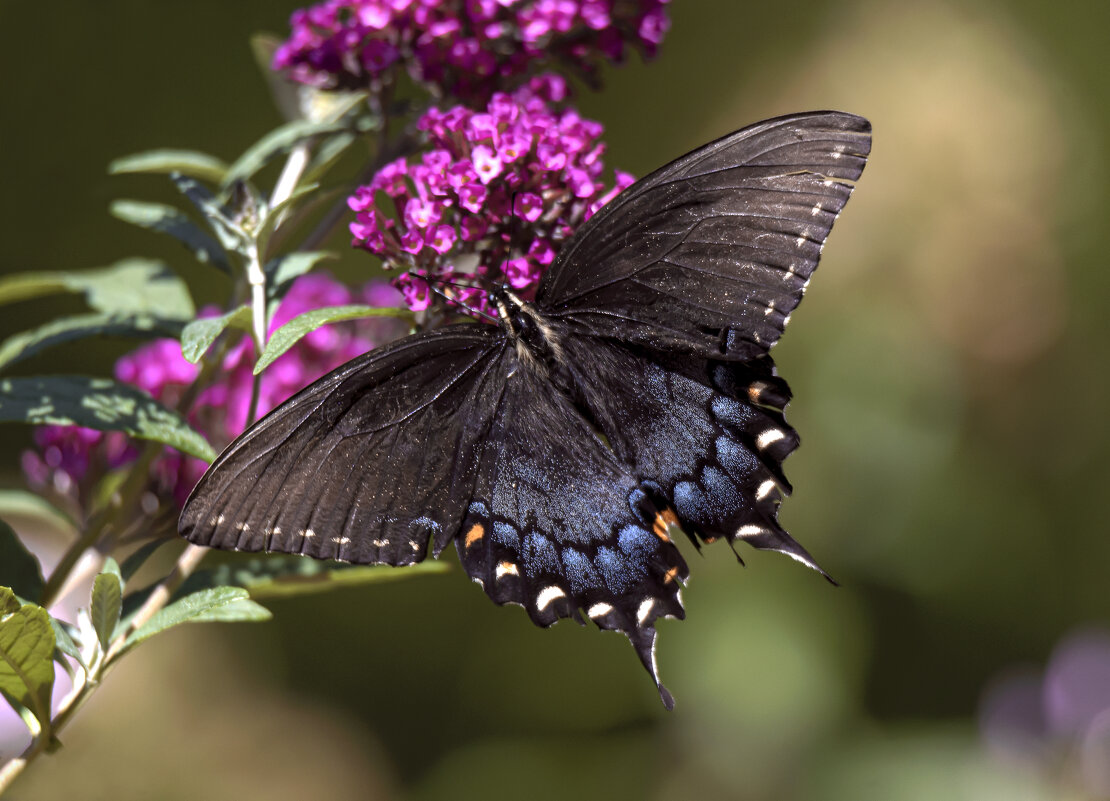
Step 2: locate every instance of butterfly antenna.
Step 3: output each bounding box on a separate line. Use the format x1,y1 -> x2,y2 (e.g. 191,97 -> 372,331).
406,271 -> 498,324
436,276 -> 485,291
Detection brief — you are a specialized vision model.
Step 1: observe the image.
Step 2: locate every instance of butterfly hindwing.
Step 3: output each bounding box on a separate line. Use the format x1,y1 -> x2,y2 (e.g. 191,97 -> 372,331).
454,349 -> 689,707
179,325 -> 506,564
537,111 -> 871,360
559,334 -> 823,572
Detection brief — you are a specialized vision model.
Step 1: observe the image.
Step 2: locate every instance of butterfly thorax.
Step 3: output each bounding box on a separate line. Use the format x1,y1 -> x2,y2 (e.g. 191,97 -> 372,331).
491,286 -> 565,371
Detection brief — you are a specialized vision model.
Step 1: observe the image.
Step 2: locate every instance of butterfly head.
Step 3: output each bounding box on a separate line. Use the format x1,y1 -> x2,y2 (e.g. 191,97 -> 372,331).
489,284 -> 565,369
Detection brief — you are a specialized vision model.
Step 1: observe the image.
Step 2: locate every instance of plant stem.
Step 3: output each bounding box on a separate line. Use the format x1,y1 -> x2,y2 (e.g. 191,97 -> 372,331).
104,544 -> 208,664
244,239 -> 267,428
245,241 -> 268,351
270,141 -> 312,230
0,543 -> 208,796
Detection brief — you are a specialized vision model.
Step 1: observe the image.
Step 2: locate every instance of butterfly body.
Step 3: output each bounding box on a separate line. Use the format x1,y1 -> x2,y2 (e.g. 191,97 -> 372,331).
490,286 -> 567,375
180,112 -> 872,708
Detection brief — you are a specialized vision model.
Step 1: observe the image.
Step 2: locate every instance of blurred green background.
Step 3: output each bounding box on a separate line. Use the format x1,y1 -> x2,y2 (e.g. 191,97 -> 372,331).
2,0 -> 1108,799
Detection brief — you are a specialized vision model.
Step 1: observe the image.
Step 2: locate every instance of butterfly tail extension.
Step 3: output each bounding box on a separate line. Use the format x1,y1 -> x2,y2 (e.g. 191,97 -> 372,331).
455,460 -> 691,707
704,359 -> 835,582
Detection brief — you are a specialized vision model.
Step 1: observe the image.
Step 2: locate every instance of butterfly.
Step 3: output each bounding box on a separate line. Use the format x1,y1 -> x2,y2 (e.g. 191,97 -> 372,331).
179,111 -> 872,709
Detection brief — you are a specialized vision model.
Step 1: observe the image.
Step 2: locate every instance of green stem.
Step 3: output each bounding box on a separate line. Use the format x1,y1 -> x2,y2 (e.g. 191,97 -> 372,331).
245,242 -> 268,352
103,544 -> 208,664
270,141 -> 312,231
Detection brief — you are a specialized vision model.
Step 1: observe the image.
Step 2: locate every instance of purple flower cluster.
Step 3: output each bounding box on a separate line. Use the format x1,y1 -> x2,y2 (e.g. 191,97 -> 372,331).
273,0 -> 671,101
979,627 -> 1110,798
348,74 -> 633,315
24,274 -> 403,509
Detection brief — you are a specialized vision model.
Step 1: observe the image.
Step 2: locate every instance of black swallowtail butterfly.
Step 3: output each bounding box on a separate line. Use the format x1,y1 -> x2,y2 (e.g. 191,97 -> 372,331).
179,111 -> 872,709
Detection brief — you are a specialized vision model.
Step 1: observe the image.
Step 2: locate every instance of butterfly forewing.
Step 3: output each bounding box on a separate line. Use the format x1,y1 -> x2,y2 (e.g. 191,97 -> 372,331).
537,111 -> 871,360
180,326 -> 506,564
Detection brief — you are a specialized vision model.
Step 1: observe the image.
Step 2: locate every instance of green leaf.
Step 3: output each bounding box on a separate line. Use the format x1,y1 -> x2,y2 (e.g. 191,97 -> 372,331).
181,555 -> 449,601
0,259 -> 195,319
255,304 -> 408,374
0,519 -> 45,603
301,90 -> 369,125
266,250 -> 335,291
0,588 -> 20,616
169,174 -> 248,254
264,251 -> 336,315
0,274 -> 74,306
0,312 -> 184,372
125,587 -> 270,650
223,119 -> 353,188
0,491 -> 77,537
0,689 -> 41,738
180,306 -> 251,363
102,557 -> 122,583
110,201 -> 231,273
0,375 -> 217,462
258,181 -> 319,239
80,259 -> 195,319
50,618 -> 83,666
303,132 -> 359,185
0,589 -> 56,731
109,149 -> 229,184
90,572 -> 122,651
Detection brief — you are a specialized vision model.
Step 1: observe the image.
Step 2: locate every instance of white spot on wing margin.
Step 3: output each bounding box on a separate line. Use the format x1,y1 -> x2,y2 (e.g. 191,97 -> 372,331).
536,585 -> 566,611
756,429 -> 786,449
587,602 -> 613,619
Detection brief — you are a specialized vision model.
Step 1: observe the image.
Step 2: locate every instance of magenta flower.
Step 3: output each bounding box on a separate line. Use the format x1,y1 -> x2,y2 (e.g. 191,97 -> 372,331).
471,145 -> 503,184
23,274 -> 404,509
272,0 -> 673,102
514,192 -> 543,222
349,74 -> 635,316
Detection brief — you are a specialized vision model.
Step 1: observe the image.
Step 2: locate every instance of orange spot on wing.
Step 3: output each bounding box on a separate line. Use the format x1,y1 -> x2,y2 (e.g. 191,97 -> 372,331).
664,566 -> 680,584
464,523 -> 485,549
652,508 -> 679,542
